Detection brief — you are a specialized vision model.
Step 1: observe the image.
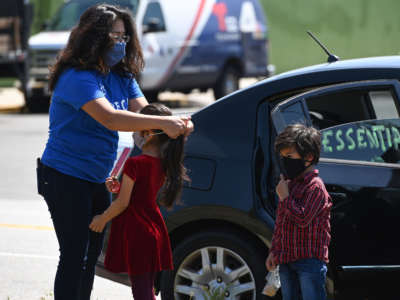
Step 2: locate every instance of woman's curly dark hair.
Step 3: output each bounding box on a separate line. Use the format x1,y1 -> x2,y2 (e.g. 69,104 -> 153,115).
48,4 -> 144,91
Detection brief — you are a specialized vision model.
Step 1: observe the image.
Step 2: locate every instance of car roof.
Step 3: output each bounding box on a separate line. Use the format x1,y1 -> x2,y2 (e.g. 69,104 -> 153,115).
259,55 -> 400,86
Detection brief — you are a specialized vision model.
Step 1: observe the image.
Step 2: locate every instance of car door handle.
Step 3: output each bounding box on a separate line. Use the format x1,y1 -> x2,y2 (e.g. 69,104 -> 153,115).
329,192 -> 350,210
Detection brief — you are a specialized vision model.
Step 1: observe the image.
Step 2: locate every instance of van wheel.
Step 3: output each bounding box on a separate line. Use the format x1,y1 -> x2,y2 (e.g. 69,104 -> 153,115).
144,90 -> 159,103
213,66 -> 240,100
160,230 -> 274,300
25,95 -> 50,113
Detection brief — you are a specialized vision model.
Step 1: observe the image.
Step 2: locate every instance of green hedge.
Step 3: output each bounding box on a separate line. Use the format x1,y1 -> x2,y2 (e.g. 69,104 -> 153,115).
30,0 -> 63,34
261,0 -> 400,73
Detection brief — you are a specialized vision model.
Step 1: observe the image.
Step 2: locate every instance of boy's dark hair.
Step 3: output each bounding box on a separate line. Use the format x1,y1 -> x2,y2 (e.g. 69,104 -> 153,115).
275,124 -> 321,164
139,104 -> 188,209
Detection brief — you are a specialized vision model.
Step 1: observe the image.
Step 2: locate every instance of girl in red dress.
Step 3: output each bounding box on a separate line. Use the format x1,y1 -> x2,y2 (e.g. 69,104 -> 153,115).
89,104 -> 188,300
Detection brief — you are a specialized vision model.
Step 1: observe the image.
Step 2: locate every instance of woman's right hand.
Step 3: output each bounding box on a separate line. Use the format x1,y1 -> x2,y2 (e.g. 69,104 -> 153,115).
162,116 -> 193,139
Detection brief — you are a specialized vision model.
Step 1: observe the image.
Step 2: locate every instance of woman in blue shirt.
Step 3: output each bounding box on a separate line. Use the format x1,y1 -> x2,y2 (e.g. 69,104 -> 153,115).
38,4 -> 192,300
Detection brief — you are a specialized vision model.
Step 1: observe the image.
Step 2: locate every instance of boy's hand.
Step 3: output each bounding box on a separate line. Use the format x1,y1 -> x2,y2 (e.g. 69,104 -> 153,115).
89,215 -> 107,233
266,252 -> 277,271
105,176 -> 120,193
276,174 -> 289,201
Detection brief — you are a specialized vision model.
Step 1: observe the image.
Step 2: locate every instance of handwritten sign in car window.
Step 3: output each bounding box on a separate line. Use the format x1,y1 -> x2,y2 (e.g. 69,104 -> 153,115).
321,119 -> 400,164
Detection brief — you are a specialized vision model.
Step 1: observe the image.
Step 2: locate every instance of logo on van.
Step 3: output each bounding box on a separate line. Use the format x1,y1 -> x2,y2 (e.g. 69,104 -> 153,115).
212,2 -> 228,32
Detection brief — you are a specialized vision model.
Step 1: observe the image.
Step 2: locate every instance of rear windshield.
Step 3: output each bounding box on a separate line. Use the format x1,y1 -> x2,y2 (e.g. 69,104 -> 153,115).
47,0 -> 139,31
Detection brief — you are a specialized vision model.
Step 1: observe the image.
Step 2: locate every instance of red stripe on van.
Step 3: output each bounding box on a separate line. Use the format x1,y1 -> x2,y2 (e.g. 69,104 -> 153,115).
156,0 -> 207,87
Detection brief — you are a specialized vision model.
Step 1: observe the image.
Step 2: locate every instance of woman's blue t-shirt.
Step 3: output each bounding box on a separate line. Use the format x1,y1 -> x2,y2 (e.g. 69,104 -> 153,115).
41,68 -> 143,183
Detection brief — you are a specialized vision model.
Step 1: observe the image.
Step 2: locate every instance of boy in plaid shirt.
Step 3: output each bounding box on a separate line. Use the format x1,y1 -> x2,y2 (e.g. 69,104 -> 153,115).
266,124 -> 332,300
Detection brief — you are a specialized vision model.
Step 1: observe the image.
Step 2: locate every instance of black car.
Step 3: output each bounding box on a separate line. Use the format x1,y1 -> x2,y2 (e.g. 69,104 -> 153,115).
96,55 -> 400,300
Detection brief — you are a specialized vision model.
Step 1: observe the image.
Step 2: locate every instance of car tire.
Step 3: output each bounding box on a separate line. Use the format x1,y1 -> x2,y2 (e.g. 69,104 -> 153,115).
25,95 -> 50,113
160,229 -> 275,300
144,90 -> 159,103
213,65 -> 240,100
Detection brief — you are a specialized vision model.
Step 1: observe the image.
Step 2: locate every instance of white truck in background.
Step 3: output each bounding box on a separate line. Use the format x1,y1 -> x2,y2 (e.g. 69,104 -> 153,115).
27,0 -> 272,112
0,0 -> 32,94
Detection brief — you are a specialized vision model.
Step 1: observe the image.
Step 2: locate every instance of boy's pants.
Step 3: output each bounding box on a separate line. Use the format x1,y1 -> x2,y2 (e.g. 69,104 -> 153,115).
279,258 -> 327,300
130,272 -> 157,300
39,163 -> 111,300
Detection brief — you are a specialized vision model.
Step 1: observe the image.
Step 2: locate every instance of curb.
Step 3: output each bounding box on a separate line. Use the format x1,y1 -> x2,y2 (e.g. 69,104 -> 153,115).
0,87 -> 25,112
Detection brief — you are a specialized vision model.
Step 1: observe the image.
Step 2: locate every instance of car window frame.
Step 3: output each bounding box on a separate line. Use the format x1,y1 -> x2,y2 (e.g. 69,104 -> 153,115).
142,0 -> 167,33
271,79 -> 400,168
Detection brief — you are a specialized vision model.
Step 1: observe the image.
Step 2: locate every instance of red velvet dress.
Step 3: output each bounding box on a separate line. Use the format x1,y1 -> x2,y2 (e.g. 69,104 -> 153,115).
104,154 -> 173,276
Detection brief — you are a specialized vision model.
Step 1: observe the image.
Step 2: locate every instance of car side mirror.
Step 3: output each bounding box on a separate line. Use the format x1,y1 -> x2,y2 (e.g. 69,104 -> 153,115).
142,17 -> 164,34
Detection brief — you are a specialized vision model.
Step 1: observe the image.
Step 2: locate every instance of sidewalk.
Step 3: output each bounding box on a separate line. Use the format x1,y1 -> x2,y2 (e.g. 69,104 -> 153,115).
0,87 -> 25,112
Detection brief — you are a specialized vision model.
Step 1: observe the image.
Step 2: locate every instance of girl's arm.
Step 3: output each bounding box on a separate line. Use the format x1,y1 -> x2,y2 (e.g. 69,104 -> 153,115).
89,174 -> 134,233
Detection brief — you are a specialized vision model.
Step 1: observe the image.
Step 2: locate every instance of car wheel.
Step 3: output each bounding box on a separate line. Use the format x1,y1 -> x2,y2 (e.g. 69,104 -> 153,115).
25,95 -> 50,113
160,230 -> 273,300
213,65 -> 240,100
144,90 -> 159,103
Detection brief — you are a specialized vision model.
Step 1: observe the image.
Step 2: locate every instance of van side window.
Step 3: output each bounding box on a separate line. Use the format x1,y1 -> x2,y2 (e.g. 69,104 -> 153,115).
142,2 -> 166,32
305,88 -> 400,130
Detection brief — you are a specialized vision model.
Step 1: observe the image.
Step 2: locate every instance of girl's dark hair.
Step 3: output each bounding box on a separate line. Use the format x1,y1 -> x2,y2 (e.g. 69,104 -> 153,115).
48,4 -> 144,91
274,124 -> 321,164
140,104 -> 188,209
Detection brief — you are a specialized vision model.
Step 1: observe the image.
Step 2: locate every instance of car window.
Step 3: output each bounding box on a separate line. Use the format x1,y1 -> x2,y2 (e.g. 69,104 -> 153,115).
306,87 -> 400,130
369,91 -> 399,119
47,0 -> 139,31
320,119 -> 400,164
142,2 -> 166,30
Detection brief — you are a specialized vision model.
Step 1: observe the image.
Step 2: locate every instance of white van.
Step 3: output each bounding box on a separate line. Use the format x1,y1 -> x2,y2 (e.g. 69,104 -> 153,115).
27,0 -> 271,111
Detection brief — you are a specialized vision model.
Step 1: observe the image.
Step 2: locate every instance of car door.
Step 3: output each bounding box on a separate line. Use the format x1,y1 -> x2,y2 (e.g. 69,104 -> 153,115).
271,80 -> 400,294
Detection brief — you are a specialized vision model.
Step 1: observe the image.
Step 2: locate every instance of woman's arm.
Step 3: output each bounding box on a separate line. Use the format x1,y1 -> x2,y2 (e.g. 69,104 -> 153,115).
89,174 -> 134,233
81,97 -> 187,138
128,96 -> 148,112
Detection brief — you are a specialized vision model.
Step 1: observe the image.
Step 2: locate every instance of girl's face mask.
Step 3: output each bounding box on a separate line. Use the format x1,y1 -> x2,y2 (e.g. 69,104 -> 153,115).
133,132 -> 146,150
133,131 -> 165,149
105,41 -> 126,67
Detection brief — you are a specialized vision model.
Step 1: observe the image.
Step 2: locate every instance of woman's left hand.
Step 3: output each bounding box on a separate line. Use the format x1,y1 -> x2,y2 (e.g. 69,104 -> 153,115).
89,215 -> 107,233
183,118 -> 194,138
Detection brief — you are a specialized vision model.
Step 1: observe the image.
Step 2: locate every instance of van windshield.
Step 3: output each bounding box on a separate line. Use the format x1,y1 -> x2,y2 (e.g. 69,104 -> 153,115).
47,0 -> 139,31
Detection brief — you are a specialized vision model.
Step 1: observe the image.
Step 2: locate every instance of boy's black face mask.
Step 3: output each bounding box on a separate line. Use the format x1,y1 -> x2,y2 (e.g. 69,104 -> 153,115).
280,157 -> 307,180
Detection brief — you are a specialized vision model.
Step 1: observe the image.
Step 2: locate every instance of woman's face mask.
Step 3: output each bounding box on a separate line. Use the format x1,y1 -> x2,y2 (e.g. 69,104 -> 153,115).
105,41 -> 126,67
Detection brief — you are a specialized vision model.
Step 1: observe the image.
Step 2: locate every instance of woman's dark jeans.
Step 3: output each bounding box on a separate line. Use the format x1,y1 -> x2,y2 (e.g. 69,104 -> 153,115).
40,164 -> 111,300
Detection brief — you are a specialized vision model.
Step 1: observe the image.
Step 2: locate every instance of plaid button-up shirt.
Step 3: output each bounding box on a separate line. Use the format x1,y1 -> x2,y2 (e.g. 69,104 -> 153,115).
271,169 -> 332,264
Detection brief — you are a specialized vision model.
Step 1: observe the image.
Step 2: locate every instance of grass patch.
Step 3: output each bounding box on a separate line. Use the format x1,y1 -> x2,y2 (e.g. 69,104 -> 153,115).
261,0 -> 400,73
0,78 -> 16,87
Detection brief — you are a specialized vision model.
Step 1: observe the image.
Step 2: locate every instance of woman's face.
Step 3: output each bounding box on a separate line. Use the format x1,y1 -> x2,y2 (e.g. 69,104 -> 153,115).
109,18 -> 129,43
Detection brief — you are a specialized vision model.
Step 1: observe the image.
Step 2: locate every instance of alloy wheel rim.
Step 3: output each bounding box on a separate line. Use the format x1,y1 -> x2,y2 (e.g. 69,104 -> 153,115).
174,246 -> 256,300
